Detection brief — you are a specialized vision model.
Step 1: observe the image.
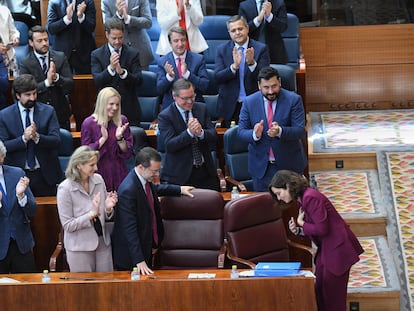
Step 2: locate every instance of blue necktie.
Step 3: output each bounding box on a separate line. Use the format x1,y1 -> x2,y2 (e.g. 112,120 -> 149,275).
41,56 -> 47,74
25,109 -> 35,169
0,181 -> 8,211
238,47 -> 246,101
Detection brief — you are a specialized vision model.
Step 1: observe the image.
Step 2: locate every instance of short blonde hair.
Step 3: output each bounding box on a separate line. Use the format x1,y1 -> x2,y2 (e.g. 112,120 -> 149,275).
65,146 -> 99,182
93,87 -> 122,126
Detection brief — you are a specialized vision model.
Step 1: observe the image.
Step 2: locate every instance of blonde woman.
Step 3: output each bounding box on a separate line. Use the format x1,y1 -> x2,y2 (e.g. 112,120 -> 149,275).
57,146 -> 118,272
81,87 -> 133,191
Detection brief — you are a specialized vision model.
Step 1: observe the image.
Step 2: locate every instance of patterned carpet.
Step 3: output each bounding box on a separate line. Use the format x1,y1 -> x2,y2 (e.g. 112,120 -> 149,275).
309,110 -> 414,153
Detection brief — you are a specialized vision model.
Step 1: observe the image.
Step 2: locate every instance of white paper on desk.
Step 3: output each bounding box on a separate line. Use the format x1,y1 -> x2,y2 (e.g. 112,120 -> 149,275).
188,273 -> 216,279
0,277 -> 20,283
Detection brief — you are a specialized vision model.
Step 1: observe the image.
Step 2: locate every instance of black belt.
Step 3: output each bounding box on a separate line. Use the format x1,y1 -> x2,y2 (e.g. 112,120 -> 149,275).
193,163 -> 205,169
268,160 -> 276,165
25,168 -> 40,172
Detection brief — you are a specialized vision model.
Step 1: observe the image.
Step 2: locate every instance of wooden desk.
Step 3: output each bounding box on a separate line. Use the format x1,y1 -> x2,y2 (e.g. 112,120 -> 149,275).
0,270 -> 317,311
220,191 -> 256,202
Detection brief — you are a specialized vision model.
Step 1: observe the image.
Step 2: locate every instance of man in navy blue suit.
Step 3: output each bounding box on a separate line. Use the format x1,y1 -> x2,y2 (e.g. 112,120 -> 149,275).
91,18 -> 143,126
238,66 -> 307,191
0,74 -> 62,197
238,0 -> 288,64
214,15 -> 270,128
157,26 -> 209,111
0,139 -> 37,273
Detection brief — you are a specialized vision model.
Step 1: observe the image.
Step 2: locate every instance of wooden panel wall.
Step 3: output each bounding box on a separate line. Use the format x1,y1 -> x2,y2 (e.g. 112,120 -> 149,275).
300,24 -> 414,111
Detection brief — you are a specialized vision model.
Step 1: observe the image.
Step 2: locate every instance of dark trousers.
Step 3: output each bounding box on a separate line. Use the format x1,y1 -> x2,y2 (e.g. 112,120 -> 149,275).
25,169 -> 57,197
253,162 -> 278,192
186,164 -> 220,191
0,239 -> 36,273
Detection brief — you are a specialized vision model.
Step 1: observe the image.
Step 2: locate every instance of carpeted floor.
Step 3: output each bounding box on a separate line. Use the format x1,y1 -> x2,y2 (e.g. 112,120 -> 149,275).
309,110 -> 414,153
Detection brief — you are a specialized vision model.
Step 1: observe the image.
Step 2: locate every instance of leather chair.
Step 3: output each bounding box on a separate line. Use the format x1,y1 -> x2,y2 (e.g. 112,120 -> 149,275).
270,64 -> 297,92
137,70 -> 160,130
125,125 -> 150,171
58,128 -> 74,176
223,192 -> 315,269
154,188 -> 226,269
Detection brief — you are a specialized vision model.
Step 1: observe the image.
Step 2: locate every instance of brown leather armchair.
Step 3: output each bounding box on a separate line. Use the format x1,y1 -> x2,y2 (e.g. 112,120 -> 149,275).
223,192 -> 315,269
154,188 -> 226,269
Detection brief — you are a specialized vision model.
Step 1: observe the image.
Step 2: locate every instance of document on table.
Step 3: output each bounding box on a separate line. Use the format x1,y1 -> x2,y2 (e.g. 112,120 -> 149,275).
188,273 -> 216,279
0,277 -> 20,283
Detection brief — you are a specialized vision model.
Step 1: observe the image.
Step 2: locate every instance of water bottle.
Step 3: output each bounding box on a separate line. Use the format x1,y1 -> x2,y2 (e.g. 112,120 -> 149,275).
230,121 -> 236,128
131,267 -> 140,280
231,186 -> 240,199
230,265 -> 239,279
153,123 -> 159,136
42,269 -> 51,283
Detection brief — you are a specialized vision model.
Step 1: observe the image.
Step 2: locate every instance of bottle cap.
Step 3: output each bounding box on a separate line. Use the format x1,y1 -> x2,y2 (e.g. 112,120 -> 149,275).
133,267 -> 138,271
232,265 -> 237,269
233,186 -> 237,190
43,270 -> 49,273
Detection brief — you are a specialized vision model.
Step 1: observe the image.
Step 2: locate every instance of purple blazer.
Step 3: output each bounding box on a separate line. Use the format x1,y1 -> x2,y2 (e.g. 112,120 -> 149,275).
300,187 -> 364,276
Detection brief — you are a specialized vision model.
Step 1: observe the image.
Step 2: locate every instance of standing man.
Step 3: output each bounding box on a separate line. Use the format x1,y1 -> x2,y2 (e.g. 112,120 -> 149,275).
47,0 -> 96,74
158,79 -> 219,191
91,18 -> 143,127
101,0 -> 154,71
239,0 -> 288,64
238,66 -> 307,192
214,15 -> 270,127
0,140 -> 37,273
0,74 -> 62,197
20,26 -> 73,130
157,26 -> 209,110
112,147 -> 193,274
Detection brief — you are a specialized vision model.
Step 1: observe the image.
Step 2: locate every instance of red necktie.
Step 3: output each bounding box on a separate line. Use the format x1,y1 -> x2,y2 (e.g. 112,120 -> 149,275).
177,57 -> 183,78
267,100 -> 275,160
145,182 -> 158,245
176,0 -> 190,50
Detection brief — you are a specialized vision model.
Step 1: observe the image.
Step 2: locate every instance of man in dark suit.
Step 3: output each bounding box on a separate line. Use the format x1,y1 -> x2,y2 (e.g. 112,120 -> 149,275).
214,15 -> 270,127
0,139 -> 37,273
158,79 -> 219,191
239,0 -> 288,64
20,26 -> 73,130
91,18 -> 143,127
0,74 -> 62,197
112,147 -> 193,274
157,26 -> 209,111
47,0 -> 96,74
238,66 -> 307,191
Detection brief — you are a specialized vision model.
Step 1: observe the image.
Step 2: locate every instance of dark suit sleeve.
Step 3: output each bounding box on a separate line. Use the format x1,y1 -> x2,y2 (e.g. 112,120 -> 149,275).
187,55 -> 209,93
79,0 -> 97,34
47,0 -> 68,35
267,0 -> 288,33
91,48 -> 113,89
53,53 -> 74,95
156,56 -> 173,95
214,43 -> 236,84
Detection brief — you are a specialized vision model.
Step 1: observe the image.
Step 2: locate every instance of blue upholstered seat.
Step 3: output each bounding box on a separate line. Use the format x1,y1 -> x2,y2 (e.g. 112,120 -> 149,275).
14,21 -> 30,67
137,70 -> 159,129
58,128 -> 74,176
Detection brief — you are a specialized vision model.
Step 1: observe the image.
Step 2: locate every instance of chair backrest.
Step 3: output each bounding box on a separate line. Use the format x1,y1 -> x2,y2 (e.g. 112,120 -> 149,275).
147,17 -> 161,72
224,192 -> 290,266
137,70 -> 159,129
223,125 -> 253,191
155,188 -> 226,269
125,125 -> 149,170
282,13 -> 300,69
270,64 -> 297,92
14,21 -> 30,67
58,128 -> 74,176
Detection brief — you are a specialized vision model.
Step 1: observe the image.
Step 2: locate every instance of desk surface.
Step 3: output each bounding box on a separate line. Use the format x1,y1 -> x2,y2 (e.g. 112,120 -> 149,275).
0,270 -> 317,311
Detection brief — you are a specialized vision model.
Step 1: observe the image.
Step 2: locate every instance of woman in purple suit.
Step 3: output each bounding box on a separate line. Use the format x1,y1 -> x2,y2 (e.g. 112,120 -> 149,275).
269,170 -> 364,311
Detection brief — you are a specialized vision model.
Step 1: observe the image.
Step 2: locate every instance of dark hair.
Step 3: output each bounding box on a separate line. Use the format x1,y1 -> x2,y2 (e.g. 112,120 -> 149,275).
168,26 -> 188,43
268,170 -> 308,202
226,15 -> 248,29
12,74 -> 37,100
105,18 -> 125,33
172,78 -> 193,96
257,66 -> 280,82
29,25 -> 48,41
135,147 -> 162,167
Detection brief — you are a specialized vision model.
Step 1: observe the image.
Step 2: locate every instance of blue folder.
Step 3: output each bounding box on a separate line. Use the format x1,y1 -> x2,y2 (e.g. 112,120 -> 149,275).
254,262 -> 301,277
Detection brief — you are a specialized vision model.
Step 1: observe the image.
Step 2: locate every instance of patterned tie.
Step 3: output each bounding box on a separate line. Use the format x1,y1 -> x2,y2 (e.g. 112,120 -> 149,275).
185,110 -> 203,166
176,0 -> 190,50
25,109 -> 36,169
41,56 -> 47,74
177,57 -> 183,78
238,47 -> 246,101
267,100 -> 275,160
0,181 -> 8,211
145,182 -> 158,245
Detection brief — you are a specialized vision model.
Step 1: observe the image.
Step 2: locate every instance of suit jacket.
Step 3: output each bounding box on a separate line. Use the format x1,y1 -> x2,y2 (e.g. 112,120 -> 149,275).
112,169 -> 181,269
158,102 -> 217,185
0,102 -> 62,186
238,89 -> 307,179
214,39 -> 270,123
47,0 -> 96,71
156,0 -> 208,54
0,165 -> 37,260
101,0 -> 154,68
20,50 -> 74,129
157,51 -> 209,110
300,187 -> 364,275
57,174 -> 112,252
91,43 -> 143,126
239,0 -> 288,64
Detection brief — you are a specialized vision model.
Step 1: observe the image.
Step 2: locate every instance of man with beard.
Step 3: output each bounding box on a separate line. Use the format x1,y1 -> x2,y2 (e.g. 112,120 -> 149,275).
238,66 -> 307,191
0,74 -> 62,196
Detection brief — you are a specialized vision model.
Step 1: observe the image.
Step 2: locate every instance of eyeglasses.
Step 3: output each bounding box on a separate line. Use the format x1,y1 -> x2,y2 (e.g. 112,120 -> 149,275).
175,95 -> 196,102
